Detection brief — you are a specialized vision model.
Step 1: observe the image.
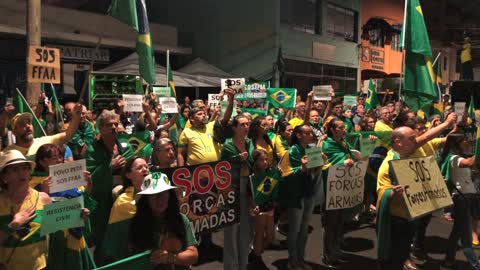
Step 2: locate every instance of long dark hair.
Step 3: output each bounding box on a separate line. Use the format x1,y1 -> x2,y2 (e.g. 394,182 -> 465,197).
248,116 -> 273,149
440,134 -> 467,164
35,144 -> 63,172
290,125 -> 306,146
121,156 -> 144,192
129,189 -> 185,250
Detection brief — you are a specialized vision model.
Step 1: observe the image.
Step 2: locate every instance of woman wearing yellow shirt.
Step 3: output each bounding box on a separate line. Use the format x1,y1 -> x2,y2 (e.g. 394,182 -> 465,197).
272,119 -> 293,160
248,116 -> 276,168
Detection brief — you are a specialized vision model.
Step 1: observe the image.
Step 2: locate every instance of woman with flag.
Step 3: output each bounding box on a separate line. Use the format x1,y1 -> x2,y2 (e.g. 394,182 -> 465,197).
220,114 -> 254,270
31,144 -> 95,270
321,117 -> 361,268
278,124 -> 325,270
272,119 -> 293,160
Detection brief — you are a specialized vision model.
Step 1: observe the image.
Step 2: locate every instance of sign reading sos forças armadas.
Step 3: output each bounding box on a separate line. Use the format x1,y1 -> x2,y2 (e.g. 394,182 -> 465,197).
27,46 -> 61,84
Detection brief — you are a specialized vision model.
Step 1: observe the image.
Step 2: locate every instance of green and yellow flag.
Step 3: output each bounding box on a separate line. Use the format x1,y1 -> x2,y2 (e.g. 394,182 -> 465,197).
266,88 -> 296,109
118,130 -> 152,159
250,168 -> 281,207
109,0 -> 156,85
365,79 -> 379,110
400,0 -> 437,112
166,50 -> 176,98
240,108 -> 267,119
468,96 -> 475,125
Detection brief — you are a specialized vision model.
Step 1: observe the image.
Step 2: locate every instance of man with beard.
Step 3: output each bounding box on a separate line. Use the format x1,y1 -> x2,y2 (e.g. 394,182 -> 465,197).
85,109 -> 133,259
63,103 -> 94,159
4,103 -> 82,159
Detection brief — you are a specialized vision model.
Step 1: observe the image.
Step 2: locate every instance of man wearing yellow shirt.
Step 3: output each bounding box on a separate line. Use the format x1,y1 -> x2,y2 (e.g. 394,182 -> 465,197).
4,103 -> 82,159
377,115 -> 456,270
375,107 -> 393,132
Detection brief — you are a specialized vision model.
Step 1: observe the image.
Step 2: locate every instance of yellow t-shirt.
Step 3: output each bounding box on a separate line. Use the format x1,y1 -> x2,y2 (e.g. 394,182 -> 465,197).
376,150 -> 409,218
272,134 -> 288,160
288,117 -> 304,129
178,121 -> 221,165
413,137 -> 444,158
4,134 -> 66,160
256,141 -> 275,168
374,121 -> 393,132
461,43 -> 472,63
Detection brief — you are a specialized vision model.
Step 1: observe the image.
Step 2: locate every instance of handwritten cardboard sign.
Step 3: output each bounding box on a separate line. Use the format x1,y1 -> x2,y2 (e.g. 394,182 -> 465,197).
41,196 -> 85,235
123,94 -> 143,112
49,159 -> 87,193
27,46 -> 61,83
158,97 -> 178,113
326,161 -> 368,210
313,85 -> 332,101
221,78 -> 245,94
152,86 -> 171,98
389,156 -> 453,220
306,147 -> 324,169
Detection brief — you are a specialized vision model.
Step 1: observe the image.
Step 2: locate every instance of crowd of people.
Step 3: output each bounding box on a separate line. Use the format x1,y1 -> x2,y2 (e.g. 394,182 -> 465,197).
0,87 -> 478,270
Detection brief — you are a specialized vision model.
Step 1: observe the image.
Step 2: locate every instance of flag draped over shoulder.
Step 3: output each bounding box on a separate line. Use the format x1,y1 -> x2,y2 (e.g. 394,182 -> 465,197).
14,89 -> 46,138
109,0 -> 156,85
401,0 -> 437,112
117,130 -> 152,159
266,88 -> 296,109
365,79 -> 379,110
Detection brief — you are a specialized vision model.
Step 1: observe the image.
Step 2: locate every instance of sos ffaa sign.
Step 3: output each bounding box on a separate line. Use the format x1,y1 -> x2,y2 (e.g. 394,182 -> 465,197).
27,46 -> 61,84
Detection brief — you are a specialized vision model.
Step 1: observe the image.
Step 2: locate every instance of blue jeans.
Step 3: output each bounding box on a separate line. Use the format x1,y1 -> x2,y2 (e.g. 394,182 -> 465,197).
287,172 -> 322,264
446,194 -> 480,270
223,177 -> 251,270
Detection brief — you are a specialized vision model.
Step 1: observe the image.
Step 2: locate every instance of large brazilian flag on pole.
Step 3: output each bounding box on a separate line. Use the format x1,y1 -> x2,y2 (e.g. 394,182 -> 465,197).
109,0 -> 156,85
400,0 -> 437,112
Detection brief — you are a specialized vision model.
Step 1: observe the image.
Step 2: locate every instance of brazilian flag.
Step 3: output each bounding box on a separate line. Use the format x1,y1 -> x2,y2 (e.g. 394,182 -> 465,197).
250,168 -> 281,207
365,79 -> 379,110
266,88 -> 296,109
118,130 -> 152,159
109,0 -> 156,85
240,108 -> 267,119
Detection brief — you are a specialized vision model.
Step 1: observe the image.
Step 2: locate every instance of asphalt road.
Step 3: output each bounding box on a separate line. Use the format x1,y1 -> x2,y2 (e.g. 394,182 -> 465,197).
192,211 -> 473,270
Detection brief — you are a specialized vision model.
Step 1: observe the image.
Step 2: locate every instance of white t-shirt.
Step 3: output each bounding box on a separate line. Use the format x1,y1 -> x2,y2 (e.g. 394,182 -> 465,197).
451,155 -> 477,194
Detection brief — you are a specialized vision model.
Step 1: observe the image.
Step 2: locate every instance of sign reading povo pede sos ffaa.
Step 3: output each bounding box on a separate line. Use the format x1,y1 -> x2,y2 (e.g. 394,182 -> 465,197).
326,160 -> 368,210
221,78 -> 245,95
27,45 -> 61,84
389,156 -> 453,220
49,159 -> 87,193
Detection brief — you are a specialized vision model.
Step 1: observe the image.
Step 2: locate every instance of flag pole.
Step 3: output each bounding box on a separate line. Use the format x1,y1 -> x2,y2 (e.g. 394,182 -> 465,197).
399,0 -> 408,101
78,35 -> 102,104
433,52 -> 442,102
16,88 -> 47,136
432,52 -> 441,66
166,50 -> 170,87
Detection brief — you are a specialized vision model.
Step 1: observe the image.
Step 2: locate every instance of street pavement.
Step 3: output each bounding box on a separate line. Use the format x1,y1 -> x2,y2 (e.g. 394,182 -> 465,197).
193,211 -> 473,270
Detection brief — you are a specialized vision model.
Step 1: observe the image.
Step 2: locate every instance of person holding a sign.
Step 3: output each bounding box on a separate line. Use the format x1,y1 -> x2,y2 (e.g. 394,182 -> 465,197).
440,134 -> 480,270
220,114 -> 254,270
278,124 -> 324,270
0,150 -> 52,270
321,118 -> 361,268
129,177 -> 198,269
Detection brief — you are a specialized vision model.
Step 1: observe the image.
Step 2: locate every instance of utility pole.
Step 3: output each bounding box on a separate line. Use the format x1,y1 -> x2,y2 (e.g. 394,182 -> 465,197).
26,0 -> 41,105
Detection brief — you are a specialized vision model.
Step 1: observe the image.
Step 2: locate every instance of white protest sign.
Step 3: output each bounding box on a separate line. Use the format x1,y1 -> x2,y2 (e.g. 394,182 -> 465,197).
343,96 -> 357,107
49,159 -> 87,193
208,94 -> 223,109
152,86 -> 171,98
158,97 -> 178,113
389,156 -> 453,220
313,85 -> 332,101
454,102 -> 465,123
41,196 -> 84,236
359,137 -> 378,157
123,94 -> 143,112
326,160 -> 368,210
221,78 -> 245,94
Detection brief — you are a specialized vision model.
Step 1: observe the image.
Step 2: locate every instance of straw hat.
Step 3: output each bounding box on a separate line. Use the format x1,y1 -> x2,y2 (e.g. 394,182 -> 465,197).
0,150 -> 35,173
10,113 -> 33,130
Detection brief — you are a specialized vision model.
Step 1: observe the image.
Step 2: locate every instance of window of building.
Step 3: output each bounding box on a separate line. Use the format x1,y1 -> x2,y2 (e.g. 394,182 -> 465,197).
326,3 -> 357,42
281,0 -> 319,34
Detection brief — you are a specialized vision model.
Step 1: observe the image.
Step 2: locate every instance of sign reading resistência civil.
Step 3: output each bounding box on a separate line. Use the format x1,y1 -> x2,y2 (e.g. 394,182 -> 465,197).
326,160 -> 368,210
161,160 -> 240,234
389,156 -> 453,220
